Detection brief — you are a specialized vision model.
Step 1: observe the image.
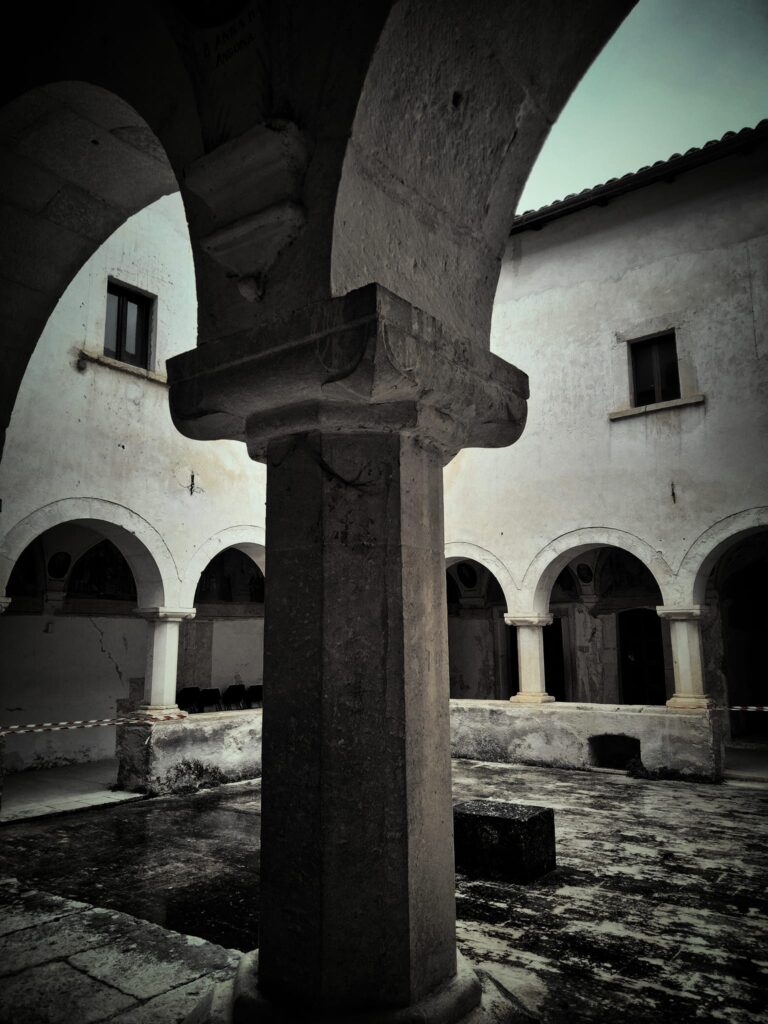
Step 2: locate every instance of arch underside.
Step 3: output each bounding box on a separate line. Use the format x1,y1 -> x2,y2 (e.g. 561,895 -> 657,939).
0,1 -> 634,459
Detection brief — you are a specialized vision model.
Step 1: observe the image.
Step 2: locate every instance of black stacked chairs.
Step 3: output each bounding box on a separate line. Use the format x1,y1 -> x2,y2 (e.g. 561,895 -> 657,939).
222,683 -> 246,710
198,687 -> 223,712
245,684 -> 264,707
176,686 -> 201,713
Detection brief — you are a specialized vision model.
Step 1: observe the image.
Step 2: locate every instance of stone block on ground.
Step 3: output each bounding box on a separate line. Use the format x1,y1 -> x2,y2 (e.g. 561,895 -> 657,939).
454,799 -> 556,882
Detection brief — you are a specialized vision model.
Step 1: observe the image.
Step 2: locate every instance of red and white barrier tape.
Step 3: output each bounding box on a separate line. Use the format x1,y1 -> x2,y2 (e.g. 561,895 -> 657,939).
0,711 -> 187,737
729,706 -> 766,712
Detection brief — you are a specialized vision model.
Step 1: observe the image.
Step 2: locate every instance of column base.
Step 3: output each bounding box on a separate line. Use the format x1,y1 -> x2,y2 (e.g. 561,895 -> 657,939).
135,704 -> 187,718
187,951 -> 486,1024
665,695 -> 714,711
509,692 -> 555,704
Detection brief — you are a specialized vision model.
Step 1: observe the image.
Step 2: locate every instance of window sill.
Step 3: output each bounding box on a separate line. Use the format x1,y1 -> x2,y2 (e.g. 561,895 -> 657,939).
77,349 -> 167,385
608,394 -> 705,421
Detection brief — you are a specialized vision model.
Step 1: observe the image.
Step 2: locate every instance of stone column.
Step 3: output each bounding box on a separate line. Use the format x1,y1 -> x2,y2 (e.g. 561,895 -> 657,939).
657,606 -> 713,710
0,598 -> 7,813
169,284 -> 528,1023
505,615 -> 555,703
136,607 -> 196,714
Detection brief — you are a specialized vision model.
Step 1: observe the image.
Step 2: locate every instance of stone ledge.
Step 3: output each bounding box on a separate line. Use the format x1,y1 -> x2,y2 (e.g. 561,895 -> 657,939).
608,394 -> 705,420
450,701 -> 725,780
117,710 -> 263,796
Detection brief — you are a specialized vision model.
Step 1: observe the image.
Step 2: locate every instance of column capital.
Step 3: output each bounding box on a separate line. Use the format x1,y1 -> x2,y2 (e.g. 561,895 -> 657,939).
167,284 -> 528,462
135,606 -> 197,622
656,605 -> 704,621
0,597 -> 11,614
504,613 -> 553,628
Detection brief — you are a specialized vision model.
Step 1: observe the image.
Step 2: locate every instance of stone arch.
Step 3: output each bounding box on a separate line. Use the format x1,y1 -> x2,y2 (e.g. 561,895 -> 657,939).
679,509 -> 768,606
331,1 -> 632,347
444,541 -> 516,613
0,498 -> 179,607
520,528 -> 675,615
0,80 -> 184,458
182,526 -> 266,607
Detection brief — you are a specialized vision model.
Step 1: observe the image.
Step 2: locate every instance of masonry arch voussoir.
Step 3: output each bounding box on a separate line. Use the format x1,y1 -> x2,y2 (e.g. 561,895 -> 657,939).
521,528 -> 676,615
444,541 -> 517,613
678,508 -> 768,606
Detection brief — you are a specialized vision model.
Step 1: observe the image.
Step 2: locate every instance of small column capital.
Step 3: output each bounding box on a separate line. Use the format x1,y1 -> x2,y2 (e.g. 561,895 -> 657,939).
504,613 -> 553,628
656,605 -> 704,621
135,606 -> 197,622
0,597 -> 11,615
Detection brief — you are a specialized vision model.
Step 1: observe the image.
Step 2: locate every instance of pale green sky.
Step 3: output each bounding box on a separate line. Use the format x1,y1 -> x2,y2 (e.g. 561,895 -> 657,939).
519,0 -> 768,213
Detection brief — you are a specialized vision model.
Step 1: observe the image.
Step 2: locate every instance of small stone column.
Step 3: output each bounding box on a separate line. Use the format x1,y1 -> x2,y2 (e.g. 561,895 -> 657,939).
657,606 -> 713,710
169,284 -> 529,1023
136,607 -> 196,714
0,597 -> 10,613
505,615 -> 555,703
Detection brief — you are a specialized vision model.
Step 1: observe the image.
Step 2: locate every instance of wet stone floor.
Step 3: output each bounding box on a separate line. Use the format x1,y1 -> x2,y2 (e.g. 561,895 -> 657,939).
0,761 -> 766,1024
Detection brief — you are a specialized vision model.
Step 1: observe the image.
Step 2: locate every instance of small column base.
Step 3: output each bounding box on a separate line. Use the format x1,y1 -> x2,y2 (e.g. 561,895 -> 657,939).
666,695 -> 714,711
187,951 -> 485,1024
509,692 -> 555,704
135,704 -> 187,718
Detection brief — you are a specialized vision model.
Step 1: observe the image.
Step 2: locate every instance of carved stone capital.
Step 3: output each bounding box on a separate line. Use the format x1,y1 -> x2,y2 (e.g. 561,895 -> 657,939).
168,284 -> 528,461
504,614 -> 553,628
135,607 -> 197,623
656,606 -> 704,621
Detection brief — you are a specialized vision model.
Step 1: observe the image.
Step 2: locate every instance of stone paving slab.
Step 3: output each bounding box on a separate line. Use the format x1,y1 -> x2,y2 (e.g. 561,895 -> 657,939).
0,960 -> 137,1023
1,762 -> 766,1023
0,879 -> 89,939
0,880 -> 239,1024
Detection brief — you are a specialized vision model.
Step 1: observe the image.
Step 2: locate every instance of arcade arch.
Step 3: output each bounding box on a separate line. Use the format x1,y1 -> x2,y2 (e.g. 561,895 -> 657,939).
0,82 -> 182,457
513,540 -> 673,706
0,518 -> 161,776
445,556 -> 516,700
696,526 -> 768,739
177,543 -> 266,709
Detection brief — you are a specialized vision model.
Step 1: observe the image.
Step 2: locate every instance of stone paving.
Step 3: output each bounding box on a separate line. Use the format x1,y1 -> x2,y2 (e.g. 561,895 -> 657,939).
0,877 -> 239,1024
0,761 -> 766,1023
0,760 -> 142,823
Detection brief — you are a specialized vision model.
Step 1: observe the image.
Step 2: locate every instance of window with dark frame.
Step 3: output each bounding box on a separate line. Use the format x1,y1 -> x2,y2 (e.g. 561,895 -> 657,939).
104,282 -> 152,369
629,331 -> 680,407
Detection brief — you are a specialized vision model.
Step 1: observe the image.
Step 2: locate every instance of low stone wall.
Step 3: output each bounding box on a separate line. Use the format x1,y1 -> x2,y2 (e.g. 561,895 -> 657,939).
115,701 -> 724,796
117,710 -> 262,796
450,700 -> 725,781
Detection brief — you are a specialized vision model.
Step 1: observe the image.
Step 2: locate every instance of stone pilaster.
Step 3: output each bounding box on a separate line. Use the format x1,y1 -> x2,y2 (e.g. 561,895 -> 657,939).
657,606 -> 713,710
169,284 -> 528,1024
505,615 -> 555,703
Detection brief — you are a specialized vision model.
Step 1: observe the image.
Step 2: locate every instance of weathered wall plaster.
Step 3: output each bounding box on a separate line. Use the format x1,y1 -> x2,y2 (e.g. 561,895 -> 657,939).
450,701 -> 725,780
114,701 -> 723,798
1,615 -> 146,771
117,711 -> 263,795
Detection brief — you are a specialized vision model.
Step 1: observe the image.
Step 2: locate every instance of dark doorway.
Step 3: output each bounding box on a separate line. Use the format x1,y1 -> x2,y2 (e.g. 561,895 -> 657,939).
618,608 -> 666,705
543,618 -> 566,701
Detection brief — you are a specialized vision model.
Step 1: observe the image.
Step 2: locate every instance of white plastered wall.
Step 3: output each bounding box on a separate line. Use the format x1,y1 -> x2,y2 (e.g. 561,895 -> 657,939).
0,193 -> 267,769
444,149 -> 768,619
